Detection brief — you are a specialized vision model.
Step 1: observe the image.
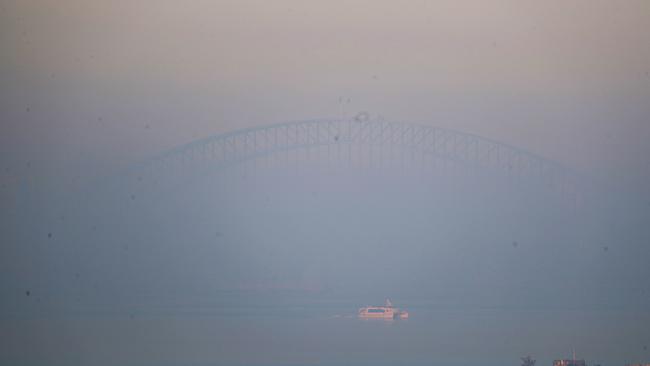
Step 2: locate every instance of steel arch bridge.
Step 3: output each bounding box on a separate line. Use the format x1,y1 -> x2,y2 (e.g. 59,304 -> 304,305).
122,117 -> 576,199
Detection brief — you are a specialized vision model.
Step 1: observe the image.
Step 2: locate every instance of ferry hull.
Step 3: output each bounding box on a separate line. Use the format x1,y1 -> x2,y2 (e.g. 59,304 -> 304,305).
358,300 -> 408,319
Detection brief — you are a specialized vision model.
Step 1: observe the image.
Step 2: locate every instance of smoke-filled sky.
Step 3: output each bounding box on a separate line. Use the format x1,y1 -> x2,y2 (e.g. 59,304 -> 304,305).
1,0 -> 650,188
1,2 -> 650,366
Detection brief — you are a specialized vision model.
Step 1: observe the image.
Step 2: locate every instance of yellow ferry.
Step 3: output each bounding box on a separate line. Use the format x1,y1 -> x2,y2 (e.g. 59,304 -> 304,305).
358,299 -> 409,319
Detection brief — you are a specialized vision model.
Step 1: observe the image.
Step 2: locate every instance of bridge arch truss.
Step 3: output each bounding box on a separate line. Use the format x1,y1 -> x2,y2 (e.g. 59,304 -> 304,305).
124,118 -> 576,199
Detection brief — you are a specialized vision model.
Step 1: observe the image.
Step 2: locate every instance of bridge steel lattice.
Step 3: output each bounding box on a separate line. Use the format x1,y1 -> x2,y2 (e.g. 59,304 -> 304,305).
123,118 -> 575,199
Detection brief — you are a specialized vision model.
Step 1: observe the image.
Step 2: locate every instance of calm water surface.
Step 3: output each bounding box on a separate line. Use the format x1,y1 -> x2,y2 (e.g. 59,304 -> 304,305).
3,300 -> 648,366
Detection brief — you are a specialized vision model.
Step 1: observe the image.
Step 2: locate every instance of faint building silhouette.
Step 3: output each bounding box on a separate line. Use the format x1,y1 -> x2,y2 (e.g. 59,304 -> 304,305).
553,359 -> 586,366
521,355 -> 536,366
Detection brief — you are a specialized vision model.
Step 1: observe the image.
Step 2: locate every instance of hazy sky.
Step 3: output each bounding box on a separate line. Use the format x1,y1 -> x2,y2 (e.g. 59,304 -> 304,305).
2,3 -> 650,365
1,0 -> 649,191
2,0 -> 650,292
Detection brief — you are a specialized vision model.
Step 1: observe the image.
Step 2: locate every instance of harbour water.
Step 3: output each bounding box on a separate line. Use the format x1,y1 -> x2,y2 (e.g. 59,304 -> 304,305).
3,298 -> 648,366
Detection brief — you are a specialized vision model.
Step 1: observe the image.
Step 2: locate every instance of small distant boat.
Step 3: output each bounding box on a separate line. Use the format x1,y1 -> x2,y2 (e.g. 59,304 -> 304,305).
358,299 -> 409,319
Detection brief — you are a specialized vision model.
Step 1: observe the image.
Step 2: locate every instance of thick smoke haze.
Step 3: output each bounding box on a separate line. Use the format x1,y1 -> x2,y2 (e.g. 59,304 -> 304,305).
1,1 -> 649,366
